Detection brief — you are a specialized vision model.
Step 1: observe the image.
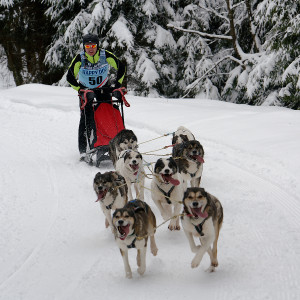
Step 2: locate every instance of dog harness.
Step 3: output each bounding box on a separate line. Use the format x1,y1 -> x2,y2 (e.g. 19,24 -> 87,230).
188,171 -> 197,178
105,200 -> 115,210
194,218 -> 207,236
127,237 -> 136,249
156,185 -> 175,204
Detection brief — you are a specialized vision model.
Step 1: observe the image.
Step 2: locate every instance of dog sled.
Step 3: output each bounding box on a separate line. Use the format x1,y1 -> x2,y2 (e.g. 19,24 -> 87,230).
79,86 -> 130,167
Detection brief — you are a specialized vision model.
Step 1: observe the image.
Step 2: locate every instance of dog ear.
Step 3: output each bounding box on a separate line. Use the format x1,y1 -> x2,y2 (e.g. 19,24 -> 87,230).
168,157 -> 178,172
183,188 -> 191,202
154,158 -> 163,174
123,151 -> 131,161
111,171 -> 119,180
94,172 -> 102,182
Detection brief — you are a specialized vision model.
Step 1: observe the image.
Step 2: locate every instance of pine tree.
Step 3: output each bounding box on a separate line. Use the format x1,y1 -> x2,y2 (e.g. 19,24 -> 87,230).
0,0 -> 59,85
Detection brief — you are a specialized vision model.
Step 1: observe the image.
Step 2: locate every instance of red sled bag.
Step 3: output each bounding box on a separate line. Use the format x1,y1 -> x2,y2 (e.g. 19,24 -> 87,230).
93,102 -> 125,147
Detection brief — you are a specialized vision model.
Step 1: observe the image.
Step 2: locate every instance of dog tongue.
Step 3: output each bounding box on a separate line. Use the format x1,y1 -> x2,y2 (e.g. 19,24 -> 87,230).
96,190 -> 106,202
193,155 -> 205,163
161,174 -> 180,185
119,224 -> 130,240
130,164 -> 139,171
191,207 -> 208,218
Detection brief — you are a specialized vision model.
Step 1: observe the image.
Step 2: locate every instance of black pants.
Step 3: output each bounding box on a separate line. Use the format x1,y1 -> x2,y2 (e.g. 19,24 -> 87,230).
78,92 -> 97,154
78,89 -> 116,154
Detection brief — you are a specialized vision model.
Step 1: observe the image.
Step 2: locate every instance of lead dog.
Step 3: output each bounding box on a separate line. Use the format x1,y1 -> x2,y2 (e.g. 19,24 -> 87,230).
151,157 -> 186,230
93,171 -> 128,229
112,199 -> 158,278
172,140 -> 205,187
109,129 -> 138,167
181,187 -> 223,272
116,149 -> 145,201
172,126 -> 195,145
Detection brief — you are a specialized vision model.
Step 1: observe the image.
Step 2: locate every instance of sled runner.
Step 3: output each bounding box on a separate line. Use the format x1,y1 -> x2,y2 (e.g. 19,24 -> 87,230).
79,87 -> 130,167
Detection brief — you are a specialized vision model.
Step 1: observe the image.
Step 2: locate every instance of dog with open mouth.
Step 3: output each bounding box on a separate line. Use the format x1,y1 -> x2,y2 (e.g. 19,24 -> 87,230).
93,171 -> 128,229
181,187 -> 223,272
112,199 -> 158,278
172,139 -> 205,187
115,149 -> 145,201
172,126 -> 195,145
109,129 -> 138,167
151,157 -> 186,230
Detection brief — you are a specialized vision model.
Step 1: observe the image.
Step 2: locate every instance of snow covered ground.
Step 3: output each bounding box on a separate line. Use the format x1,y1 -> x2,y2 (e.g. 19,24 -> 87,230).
0,84 -> 299,300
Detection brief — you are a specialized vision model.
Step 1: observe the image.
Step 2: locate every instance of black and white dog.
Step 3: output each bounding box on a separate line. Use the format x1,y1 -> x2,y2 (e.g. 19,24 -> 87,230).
151,157 -> 186,230
116,150 -> 145,201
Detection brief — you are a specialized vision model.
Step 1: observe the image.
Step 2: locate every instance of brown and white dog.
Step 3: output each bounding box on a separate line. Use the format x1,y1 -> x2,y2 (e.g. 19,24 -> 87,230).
116,149 -> 145,201
181,187 -> 223,272
151,157 -> 186,230
172,140 -> 205,187
93,171 -> 128,229
112,199 -> 158,278
109,129 -> 138,167
172,126 -> 195,145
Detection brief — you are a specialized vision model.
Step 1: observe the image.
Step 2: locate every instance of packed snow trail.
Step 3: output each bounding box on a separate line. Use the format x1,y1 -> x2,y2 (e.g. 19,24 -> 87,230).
0,84 -> 299,300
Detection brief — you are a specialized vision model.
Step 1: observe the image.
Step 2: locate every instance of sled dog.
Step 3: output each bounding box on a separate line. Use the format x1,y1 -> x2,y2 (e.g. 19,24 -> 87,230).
93,171 -> 128,229
151,157 -> 186,230
112,199 -> 158,278
181,187 -> 223,272
172,140 -> 204,187
109,129 -> 138,167
116,149 -> 145,201
172,126 -> 195,145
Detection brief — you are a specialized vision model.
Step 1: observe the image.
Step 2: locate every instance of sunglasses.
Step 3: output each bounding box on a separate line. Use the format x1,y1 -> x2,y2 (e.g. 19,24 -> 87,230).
84,44 -> 97,49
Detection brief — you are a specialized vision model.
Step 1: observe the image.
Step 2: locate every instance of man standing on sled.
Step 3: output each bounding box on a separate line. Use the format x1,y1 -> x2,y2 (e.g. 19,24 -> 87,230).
67,33 -> 126,161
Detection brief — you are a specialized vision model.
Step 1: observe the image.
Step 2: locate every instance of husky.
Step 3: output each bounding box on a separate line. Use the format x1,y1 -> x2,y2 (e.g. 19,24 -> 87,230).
172,140 -> 204,187
116,149 -> 145,201
151,157 -> 186,230
181,187 -> 223,272
172,126 -> 195,145
112,199 -> 158,278
93,171 -> 128,229
109,129 -> 138,167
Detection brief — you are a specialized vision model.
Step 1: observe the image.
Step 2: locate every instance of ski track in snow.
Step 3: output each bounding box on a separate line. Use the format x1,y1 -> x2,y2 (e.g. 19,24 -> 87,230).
0,88 -> 299,300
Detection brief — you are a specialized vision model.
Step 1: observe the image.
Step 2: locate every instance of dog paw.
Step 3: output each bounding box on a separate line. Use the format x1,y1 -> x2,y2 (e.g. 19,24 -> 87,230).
175,225 -> 180,230
126,272 -> 133,279
168,224 -> 176,231
151,246 -> 158,256
191,258 -> 201,268
211,261 -> 218,267
137,267 -> 146,276
206,266 -> 216,273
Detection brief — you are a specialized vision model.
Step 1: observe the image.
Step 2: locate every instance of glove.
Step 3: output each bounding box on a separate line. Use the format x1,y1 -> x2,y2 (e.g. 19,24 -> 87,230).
79,89 -> 95,103
112,90 -> 122,100
114,82 -> 121,88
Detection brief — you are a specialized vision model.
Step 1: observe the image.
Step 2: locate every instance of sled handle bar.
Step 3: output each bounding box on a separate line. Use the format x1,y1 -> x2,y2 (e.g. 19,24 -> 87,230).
79,87 -> 130,110
113,87 -> 130,107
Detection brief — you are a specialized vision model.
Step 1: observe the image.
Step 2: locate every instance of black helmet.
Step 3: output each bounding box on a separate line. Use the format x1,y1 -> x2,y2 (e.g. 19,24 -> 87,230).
82,33 -> 99,48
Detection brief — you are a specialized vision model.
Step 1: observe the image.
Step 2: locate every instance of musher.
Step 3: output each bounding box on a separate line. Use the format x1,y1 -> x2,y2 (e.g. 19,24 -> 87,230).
67,33 -> 126,161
